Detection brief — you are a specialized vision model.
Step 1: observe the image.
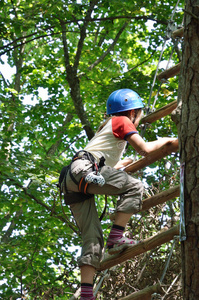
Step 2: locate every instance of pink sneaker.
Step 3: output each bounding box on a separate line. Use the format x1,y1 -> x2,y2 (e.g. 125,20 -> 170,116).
108,236 -> 140,254
80,297 -> 95,300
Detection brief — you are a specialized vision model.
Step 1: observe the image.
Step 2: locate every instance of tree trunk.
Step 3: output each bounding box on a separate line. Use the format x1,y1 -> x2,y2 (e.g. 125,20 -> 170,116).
179,0 -> 199,299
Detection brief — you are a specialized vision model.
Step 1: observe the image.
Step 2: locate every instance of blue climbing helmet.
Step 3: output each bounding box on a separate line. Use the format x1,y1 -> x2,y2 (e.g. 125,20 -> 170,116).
106,88 -> 144,115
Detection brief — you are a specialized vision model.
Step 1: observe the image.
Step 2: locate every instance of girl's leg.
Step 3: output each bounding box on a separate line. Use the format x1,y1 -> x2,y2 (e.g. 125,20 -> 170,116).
88,166 -> 144,251
114,211 -> 133,227
81,265 -> 96,284
70,197 -> 103,299
70,197 -> 104,268
80,265 -> 96,300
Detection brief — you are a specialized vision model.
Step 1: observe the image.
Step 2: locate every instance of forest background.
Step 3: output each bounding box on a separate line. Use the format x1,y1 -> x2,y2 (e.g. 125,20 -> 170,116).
0,0 -> 184,299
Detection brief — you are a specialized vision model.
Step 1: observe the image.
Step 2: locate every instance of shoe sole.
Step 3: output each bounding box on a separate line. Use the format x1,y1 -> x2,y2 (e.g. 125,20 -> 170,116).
108,240 -> 141,255
108,244 -> 130,255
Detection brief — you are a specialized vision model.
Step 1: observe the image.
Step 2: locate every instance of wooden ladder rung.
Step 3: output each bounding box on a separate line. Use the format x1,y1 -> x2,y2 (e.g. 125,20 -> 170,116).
98,225 -> 179,271
141,185 -> 180,212
172,27 -> 184,38
141,100 -> 177,124
119,283 -> 164,300
157,62 -> 181,81
109,185 -> 179,222
124,139 -> 178,173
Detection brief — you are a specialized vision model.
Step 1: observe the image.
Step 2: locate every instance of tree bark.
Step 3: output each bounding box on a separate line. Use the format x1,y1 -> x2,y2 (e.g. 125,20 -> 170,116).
179,1 -> 199,299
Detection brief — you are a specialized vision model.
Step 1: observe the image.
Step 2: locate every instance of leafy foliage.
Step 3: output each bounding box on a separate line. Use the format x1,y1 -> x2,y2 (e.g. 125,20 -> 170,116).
0,0 -> 183,298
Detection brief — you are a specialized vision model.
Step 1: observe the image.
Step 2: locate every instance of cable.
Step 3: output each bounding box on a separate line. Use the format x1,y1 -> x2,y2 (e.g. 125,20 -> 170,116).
151,236 -> 179,300
160,237 -> 177,283
151,38 -> 180,112
147,0 -> 181,113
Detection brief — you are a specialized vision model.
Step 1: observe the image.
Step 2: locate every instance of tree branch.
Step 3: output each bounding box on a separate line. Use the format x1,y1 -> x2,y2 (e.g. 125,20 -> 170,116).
78,21 -> 129,79
5,177 -> 78,234
0,14 -> 167,56
0,31 -> 61,56
124,50 -> 156,74
87,22 -> 129,72
1,208 -> 23,243
46,113 -> 73,157
74,0 -> 100,71
60,20 -> 95,140
60,22 -> 71,72
22,187 -> 78,233
0,71 -> 9,87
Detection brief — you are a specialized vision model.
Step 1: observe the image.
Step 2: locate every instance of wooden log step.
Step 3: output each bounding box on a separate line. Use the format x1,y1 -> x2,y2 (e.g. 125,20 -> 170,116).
172,27 -> 184,38
157,62 -> 181,81
119,283 -> 164,300
124,139 -> 178,173
141,100 -> 177,124
141,185 -> 180,212
109,185 -> 180,222
98,225 -> 179,271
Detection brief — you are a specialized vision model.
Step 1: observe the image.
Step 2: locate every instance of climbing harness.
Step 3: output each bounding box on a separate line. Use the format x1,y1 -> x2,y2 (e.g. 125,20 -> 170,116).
58,150 -> 105,205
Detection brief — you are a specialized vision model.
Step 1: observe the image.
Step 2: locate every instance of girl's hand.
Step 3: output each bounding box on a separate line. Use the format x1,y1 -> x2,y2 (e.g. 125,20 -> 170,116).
114,158 -> 133,170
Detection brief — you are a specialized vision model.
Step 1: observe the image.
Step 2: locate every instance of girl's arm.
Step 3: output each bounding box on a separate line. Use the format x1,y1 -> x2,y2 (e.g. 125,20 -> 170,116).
114,157 -> 133,170
126,134 -> 177,156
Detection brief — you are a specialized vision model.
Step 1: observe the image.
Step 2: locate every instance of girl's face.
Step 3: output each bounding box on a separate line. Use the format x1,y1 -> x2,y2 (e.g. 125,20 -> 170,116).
134,109 -> 143,127
129,109 -> 142,127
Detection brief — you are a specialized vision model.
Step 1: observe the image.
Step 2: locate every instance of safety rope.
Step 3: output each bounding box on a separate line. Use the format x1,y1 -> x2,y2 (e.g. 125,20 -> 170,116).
140,0 -> 182,142
151,42 -> 176,111
94,269 -> 109,297
143,3 -> 183,290
151,235 -> 179,299
161,272 -> 181,300
159,237 -> 177,283
147,0 -> 181,114
147,38 -> 168,113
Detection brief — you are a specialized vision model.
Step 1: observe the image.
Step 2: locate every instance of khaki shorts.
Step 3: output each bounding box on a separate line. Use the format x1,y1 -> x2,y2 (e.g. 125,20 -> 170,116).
66,159 -> 143,268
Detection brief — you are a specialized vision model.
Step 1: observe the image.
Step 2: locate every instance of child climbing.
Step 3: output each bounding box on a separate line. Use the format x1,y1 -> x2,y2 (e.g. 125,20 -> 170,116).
59,88 -> 176,300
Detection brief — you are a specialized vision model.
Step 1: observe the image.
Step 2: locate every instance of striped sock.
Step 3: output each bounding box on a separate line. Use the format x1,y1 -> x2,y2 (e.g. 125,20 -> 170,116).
107,224 -> 125,248
80,283 -> 94,299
